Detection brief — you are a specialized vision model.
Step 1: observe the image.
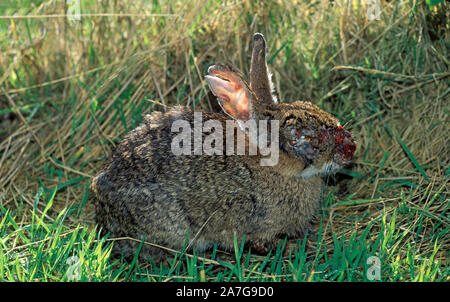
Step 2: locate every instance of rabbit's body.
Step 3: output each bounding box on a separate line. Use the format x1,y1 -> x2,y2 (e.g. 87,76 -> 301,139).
91,34 -> 356,262
92,106 -> 322,261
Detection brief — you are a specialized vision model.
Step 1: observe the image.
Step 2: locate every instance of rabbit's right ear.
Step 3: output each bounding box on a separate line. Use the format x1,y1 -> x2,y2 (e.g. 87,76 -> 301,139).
250,33 -> 276,105
205,65 -> 255,122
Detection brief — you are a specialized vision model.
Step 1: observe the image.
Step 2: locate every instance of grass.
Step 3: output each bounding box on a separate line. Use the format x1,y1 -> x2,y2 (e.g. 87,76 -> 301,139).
0,0 -> 448,281
0,188 -> 446,281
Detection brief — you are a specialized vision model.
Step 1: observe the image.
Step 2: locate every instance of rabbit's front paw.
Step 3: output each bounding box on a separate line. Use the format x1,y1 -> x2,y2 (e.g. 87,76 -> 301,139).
249,239 -> 298,257
249,239 -> 276,255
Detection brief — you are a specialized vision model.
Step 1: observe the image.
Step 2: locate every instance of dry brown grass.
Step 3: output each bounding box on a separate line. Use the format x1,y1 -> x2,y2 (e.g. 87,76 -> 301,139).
0,0 -> 448,277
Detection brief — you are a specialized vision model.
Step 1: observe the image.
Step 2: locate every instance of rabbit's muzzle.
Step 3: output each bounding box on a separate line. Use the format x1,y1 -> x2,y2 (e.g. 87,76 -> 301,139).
325,126 -> 356,166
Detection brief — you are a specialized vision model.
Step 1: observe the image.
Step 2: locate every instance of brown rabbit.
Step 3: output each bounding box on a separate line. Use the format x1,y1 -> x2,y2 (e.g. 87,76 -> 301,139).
90,33 -> 356,262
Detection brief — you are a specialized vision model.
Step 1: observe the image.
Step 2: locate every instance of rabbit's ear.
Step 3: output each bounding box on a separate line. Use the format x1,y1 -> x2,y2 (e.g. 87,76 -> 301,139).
250,33 -> 276,105
205,65 -> 254,121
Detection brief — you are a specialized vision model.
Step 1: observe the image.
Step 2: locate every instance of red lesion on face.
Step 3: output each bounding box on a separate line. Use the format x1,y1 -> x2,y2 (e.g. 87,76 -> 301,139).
333,127 -> 356,161
318,129 -> 332,145
343,142 -> 356,160
334,129 -> 345,145
317,125 -> 356,162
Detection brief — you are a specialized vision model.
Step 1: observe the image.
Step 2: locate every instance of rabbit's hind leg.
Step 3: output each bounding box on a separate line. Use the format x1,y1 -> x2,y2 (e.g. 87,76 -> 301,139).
93,179 -> 190,263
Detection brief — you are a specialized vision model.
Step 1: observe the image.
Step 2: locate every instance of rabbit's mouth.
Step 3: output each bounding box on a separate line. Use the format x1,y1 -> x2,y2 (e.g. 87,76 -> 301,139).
330,126 -> 356,164
333,153 -> 352,167
297,161 -> 342,178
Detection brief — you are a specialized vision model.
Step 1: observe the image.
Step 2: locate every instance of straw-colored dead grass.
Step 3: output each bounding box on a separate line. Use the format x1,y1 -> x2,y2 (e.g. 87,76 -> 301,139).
0,0 -> 448,271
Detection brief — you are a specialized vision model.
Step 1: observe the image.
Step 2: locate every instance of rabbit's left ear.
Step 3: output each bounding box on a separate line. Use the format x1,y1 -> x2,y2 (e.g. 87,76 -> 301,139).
205,65 -> 255,122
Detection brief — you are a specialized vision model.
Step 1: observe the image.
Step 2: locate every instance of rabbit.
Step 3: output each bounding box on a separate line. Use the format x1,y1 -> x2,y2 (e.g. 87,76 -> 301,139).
90,33 -> 356,262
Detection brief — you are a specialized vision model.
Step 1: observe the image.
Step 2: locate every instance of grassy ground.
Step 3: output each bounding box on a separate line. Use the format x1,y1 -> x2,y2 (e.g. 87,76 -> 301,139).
0,0 -> 448,281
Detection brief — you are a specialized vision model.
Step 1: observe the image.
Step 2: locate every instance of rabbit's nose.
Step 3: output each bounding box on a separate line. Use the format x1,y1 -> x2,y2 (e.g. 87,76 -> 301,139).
342,138 -> 356,160
330,126 -> 356,161
338,134 -> 356,161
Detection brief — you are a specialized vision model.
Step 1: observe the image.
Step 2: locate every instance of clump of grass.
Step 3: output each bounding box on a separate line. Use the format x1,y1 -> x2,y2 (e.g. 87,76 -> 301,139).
0,191 -> 116,281
0,0 -> 448,281
1,189 -> 446,281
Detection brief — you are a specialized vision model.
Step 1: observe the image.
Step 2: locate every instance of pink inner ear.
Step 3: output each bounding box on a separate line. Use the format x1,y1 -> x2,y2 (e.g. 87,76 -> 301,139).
205,66 -> 251,121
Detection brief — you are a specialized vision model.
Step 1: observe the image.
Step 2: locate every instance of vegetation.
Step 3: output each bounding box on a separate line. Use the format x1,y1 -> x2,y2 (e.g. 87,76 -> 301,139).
0,0 -> 448,281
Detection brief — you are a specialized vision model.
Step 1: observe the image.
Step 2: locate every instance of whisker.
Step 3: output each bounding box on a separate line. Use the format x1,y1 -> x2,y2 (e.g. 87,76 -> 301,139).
343,119 -> 353,129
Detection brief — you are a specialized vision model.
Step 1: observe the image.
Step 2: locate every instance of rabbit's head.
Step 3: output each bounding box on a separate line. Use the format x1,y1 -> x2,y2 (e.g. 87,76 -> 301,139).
205,33 -> 356,178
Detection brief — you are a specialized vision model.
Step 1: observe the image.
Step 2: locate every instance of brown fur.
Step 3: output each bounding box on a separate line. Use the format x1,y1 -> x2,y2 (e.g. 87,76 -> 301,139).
91,34 -> 355,262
